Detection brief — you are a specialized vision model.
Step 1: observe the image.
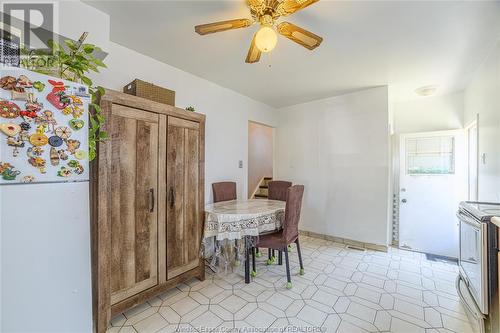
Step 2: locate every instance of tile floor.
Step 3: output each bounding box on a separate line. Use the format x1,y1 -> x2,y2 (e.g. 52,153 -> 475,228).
107,236 -> 473,333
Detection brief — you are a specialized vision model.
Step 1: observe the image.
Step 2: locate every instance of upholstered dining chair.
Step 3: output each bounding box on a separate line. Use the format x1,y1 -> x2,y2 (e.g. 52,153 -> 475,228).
266,181 -> 292,264
252,185 -> 305,289
212,182 -> 237,203
268,180 -> 292,201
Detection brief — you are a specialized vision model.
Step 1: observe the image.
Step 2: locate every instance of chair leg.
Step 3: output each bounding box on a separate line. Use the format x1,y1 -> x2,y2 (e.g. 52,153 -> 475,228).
255,247 -> 261,258
278,250 -> 283,265
251,247 -> 257,277
295,238 -> 304,275
266,248 -> 275,265
235,239 -> 240,265
284,246 -> 292,289
244,238 -> 250,284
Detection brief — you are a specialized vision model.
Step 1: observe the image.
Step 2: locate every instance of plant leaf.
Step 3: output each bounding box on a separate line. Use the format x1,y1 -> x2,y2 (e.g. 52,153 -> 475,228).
82,44 -> 95,54
81,76 -> 92,86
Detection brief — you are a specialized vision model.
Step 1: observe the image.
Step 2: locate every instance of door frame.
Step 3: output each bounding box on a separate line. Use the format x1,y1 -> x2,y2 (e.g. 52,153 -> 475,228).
247,120 -> 276,199
396,129 -> 466,255
465,115 -> 479,201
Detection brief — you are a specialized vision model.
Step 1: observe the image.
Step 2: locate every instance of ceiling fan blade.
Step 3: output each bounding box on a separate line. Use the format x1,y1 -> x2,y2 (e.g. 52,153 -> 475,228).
195,19 -> 253,35
277,22 -> 323,50
276,0 -> 319,16
245,33 -> 261,63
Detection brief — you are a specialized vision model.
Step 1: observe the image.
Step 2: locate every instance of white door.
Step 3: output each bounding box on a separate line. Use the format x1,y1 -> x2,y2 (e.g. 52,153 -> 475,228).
399,130 -> 466,258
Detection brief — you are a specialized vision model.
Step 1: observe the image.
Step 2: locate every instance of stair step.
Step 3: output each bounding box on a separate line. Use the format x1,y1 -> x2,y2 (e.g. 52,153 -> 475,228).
255,194 -> 268,198
259,185 -> 268,189
264,177 -> 272,180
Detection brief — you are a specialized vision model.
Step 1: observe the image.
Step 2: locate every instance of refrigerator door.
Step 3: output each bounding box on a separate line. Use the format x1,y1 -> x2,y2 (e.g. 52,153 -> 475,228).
0,67 -> 89,184
1,182 -> 92,332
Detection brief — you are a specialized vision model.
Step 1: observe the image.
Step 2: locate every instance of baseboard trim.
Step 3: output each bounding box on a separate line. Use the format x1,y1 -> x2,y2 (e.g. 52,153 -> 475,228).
299,230 -> 389,253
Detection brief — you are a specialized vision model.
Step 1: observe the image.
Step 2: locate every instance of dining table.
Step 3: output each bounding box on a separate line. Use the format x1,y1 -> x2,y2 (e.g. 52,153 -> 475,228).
204,198 -> 286,283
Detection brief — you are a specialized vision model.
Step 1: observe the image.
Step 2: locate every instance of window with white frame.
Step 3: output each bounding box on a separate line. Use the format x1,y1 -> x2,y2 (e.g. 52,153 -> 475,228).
406,136 -> 455,175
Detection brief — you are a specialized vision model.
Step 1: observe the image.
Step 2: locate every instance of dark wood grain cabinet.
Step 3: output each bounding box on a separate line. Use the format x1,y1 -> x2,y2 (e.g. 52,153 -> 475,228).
91,89 -> 205,333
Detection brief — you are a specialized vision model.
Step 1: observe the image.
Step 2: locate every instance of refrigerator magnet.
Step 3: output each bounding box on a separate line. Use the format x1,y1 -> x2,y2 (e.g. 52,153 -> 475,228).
20,122 -> 31,131
16,75 -> 33,90
54,126 -> 72,140
50,147 -> 60,166
66,139 -> 80,154
25,99 -> 43,113
68,160 -> 84,175
11,90 -> 28,101
48,79 -> 65,93
57,150 -> 69,161
0,100 -> 21,118
29,133 -> 49,147
28,157 -> 46,173
0,123 -> 21,137
69,119 -> 84,131
57,166 -> 72,177
0,76 -> 17,90
22,175 -> 35,183
32,81 -> 45,92
36,111 -> 57,132
27,147 -> 44,158
46,91 -> 70,110
48,135 -> 63,147
74,150 -> 86,160
6,136 -> 24,148
0,162 -> 20,181
19,110 -> 38,121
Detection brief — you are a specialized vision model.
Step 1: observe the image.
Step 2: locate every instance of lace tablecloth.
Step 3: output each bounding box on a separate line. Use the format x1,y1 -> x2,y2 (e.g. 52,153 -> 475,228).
204,199 -> 285,241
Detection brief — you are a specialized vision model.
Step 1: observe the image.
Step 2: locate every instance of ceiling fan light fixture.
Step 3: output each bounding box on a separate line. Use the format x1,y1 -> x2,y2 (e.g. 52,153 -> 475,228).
255,24 -> 278,53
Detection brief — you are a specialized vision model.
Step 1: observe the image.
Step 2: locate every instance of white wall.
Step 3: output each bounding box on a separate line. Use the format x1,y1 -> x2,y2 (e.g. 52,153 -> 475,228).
464,41 -> 500,202
59,1 -> 278,203
276,87 -> 391,246
393,92 -> 464,134
248,122 -> 273,198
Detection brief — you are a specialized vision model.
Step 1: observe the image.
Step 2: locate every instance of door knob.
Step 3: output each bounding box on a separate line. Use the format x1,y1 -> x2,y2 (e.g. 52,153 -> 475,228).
401,199 -> 407,203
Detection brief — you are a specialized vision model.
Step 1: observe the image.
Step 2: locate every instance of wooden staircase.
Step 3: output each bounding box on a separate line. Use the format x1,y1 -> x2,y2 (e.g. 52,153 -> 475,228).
253,177 -> 272,199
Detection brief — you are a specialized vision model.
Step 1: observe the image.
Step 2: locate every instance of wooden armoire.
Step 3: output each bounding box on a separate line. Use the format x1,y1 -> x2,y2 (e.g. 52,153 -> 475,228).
91,89 -> 205,333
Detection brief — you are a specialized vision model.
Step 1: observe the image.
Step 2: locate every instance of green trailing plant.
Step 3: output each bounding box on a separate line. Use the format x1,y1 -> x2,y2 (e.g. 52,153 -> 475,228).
185,106 -> 195,112
22,35 -> 107,161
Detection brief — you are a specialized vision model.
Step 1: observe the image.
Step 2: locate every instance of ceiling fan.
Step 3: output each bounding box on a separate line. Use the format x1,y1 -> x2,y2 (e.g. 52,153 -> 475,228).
194,0 -> 323,63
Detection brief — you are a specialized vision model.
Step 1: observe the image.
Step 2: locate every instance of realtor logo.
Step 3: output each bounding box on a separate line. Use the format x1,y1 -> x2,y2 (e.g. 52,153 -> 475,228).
1,2 -> 57,51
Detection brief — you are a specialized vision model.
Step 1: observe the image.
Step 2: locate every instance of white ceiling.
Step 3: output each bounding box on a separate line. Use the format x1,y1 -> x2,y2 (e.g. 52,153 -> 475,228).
87,1 -> 500,108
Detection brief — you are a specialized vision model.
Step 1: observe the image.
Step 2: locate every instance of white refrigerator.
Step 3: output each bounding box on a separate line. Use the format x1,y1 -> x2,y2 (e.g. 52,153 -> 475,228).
0,67 -> 92,332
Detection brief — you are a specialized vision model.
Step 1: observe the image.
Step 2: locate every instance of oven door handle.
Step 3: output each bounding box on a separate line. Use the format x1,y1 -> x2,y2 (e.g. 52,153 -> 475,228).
456,275 -> 486,332
457,211 -> 482,228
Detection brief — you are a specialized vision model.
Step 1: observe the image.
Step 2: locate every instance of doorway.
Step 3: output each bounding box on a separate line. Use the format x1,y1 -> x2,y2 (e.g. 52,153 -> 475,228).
398,130 -> 466,258
248,121 -> 274,199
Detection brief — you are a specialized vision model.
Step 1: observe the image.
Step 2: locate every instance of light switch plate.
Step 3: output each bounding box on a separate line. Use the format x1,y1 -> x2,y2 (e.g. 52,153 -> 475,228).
238,160 -> 243,168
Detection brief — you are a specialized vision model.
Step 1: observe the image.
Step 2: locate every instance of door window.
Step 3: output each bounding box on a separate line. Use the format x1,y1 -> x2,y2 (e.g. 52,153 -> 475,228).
406,136 -> 455,175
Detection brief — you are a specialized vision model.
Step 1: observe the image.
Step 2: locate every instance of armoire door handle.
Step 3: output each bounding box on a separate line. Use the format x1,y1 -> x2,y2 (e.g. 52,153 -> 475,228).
169,187 -> 175,209
149,188 -> 155,212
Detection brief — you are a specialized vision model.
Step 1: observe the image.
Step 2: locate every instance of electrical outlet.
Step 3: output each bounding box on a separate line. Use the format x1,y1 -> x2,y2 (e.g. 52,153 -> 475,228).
238,160 -> 243,168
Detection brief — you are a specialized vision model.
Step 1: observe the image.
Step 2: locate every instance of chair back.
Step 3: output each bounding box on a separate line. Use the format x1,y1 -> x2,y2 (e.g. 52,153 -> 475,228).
283,185 -> 304,243
268,181 -> 292,202
212,182 -> 237,203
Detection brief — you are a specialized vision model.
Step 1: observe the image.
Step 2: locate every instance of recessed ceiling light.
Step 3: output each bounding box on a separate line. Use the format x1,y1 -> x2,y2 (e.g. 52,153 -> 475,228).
415,85 -> 439,97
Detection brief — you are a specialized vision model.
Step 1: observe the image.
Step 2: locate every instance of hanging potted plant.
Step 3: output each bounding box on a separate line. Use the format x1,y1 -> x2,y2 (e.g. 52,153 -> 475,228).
22,33 -> 108,161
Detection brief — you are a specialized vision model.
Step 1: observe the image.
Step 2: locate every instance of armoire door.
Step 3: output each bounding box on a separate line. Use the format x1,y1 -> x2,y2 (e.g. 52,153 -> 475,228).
166,117 -> 201,279
108,105 -> 160,304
